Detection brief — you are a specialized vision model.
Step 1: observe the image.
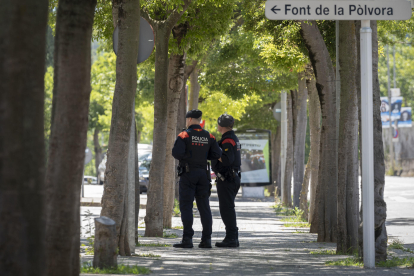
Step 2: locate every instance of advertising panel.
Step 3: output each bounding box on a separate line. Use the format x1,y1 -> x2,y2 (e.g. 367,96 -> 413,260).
399,107 -> 412,128
381,97 -> 411,128
236,130 -> 271,187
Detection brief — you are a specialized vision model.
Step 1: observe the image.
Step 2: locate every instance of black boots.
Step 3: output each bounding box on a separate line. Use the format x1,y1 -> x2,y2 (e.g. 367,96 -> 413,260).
215,238 -> 239,248
173,238 -> 193,248
198,238 -> 212,248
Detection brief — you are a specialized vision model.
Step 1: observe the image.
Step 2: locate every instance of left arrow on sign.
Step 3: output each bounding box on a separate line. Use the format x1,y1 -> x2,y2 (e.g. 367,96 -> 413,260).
271,5 -> 281,14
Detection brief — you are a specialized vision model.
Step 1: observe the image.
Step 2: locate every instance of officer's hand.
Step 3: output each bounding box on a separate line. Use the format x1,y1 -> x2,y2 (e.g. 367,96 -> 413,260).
218,158 -> 222,162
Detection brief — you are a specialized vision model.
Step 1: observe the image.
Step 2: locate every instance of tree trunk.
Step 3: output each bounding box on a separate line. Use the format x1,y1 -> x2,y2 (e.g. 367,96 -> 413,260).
337,21 -> 359,254
143,3 -> 191,235
44,1 -> 96,275
163,48 -> 187,228
306,65 -> 321,233
300,21 -> 338,242
300,158 -> 311,221
357,21 -> 388,262
275,125 -> 282,197
189,68 -> 201,110
292,72 -> 308,207
282,91 -> 294,207
94,128 -> 103,178
269,126 -> 281,197
145,25 -> 171,237
135,120 -> 140,244
93,217 -> 117,269
174,62 -> 195,200
0,1 -> 48,275
99,0 -> 140,256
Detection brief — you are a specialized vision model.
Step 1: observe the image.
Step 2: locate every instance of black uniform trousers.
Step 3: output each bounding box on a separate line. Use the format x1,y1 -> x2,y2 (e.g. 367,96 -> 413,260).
179,168 -> 212,241
216,175 -> 240,240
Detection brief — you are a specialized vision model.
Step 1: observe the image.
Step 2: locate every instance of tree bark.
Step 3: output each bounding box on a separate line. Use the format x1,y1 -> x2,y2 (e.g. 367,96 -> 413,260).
94,128 -> 103,179
337,21 -> 359,254
0,1 -> 48,275
300,21 -> 338,242
174,62 -> 195,200
99,0 -> 140,256
135,120 -> 140,244
300,158 -> 311,221
292,72 -> 308,207
357,21 -> 388,262
269,127 -> 281,197
144,26 -> 173,237
306,65 -> 321,233
282,91 -> 294,207
93,217 -> 117,269
44,1 -> 96,275
163,23 -> 189,227
189,68 -> 201,110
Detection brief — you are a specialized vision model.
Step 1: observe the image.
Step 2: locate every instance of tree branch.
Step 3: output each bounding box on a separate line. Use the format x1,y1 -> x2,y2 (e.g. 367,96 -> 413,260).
140,8 -> 156,27
165,0 -> 191,30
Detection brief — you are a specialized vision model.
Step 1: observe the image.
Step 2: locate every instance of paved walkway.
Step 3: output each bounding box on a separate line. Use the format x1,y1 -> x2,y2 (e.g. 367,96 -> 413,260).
80,188 -> 414,275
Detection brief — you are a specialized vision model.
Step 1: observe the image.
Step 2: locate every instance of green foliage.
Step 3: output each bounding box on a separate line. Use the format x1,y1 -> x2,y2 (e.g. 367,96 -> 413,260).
325,255 -> 363,267
389,239 -> 414,254
136,242 -> 171,247
81,262 -> 151,274
172,225 -> 184,230
310,249 -> 338,255
163,231 -> 178,238
378,44 -> 414,109
378,13 -> 414,45
173,198 -> 181,217
271,203 -> 296,216
132,253 -> 161,258
44,67 -> 53,146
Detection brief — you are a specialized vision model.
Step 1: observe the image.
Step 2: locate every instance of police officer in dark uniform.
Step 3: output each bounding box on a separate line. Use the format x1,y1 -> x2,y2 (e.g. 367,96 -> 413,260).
172,109 -> 222,248
211,114 -> 241,247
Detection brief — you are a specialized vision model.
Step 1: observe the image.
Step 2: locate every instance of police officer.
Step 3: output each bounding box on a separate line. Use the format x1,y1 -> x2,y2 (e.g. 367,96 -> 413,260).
211,114 -> 241,247
172,109 -> 222,248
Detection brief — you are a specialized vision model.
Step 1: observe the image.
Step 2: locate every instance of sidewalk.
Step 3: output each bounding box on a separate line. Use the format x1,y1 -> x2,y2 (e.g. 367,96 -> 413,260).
80,190 -> 414,275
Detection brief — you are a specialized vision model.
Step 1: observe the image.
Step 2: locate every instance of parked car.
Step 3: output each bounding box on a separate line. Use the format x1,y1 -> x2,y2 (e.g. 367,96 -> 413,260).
83,176 -> 98,184
97,144 -> 152,194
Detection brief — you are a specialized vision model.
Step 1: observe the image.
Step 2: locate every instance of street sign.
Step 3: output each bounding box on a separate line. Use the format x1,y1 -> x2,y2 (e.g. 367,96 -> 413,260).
265,0 -> 412,20
273,102 -> 281,121
113,17 -> 155,64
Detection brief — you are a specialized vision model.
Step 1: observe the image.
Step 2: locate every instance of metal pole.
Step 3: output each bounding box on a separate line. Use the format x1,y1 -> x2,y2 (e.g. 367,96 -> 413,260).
360,20 -> 375,269
336,20 -> 340,186
280,91 -> 287,202
393,45 -> 396,89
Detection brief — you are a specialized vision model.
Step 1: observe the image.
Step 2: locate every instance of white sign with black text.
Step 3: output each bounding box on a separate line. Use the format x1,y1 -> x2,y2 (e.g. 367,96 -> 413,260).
265,0 -> 412,20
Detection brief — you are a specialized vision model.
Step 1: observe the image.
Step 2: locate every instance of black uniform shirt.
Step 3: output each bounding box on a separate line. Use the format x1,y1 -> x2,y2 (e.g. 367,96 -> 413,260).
172,124 -> 222,169
212,130 -> 241,174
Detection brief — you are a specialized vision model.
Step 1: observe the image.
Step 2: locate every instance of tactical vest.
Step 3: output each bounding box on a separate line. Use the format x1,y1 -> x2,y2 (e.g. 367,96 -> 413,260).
218,131 -> 241,170
181,128 -> 212,169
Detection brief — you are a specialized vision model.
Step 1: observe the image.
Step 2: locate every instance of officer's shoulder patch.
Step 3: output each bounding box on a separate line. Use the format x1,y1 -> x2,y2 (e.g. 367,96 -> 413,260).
225,148 -> 229,151
178,131 -> 189,139
209,133 -> 216,139
222,138 -> 236,146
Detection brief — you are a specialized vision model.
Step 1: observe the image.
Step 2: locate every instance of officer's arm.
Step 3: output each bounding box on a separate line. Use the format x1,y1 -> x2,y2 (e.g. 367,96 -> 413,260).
172,132 -> 188,160
207,134 -> 222,160
220,139 -> 235,166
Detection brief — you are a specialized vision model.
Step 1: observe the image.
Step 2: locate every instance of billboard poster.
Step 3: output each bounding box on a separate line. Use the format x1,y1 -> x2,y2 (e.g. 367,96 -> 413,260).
236,130 -> 271,187
381,97 -> 403,128
398,107 -> 412,128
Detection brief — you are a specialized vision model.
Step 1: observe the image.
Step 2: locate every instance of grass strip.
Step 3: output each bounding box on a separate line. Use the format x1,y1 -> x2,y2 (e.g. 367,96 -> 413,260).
81,263 -> 151,274
136,242 -> 171,247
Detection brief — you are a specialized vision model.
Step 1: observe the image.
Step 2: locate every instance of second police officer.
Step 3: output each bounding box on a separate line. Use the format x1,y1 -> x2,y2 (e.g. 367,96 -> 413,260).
212,114 -> 242,247
172,109 -> 222,249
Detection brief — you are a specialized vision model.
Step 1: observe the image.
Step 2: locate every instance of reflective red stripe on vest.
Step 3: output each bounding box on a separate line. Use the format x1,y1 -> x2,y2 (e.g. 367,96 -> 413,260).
222,138 -> 236,146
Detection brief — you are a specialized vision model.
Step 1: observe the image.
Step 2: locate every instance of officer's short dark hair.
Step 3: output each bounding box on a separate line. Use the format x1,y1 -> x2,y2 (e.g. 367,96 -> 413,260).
218,114 -> 234,128
186,109 -> 202,119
